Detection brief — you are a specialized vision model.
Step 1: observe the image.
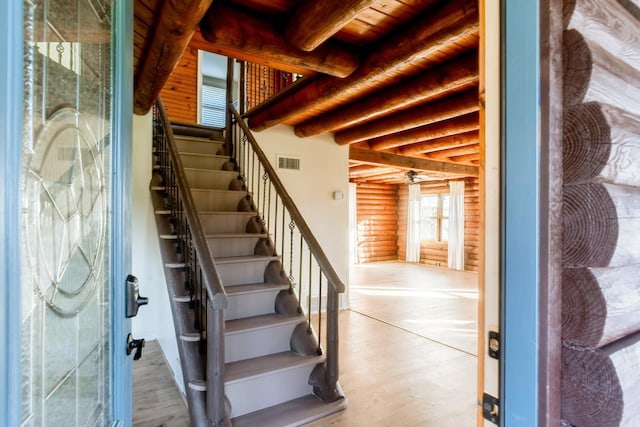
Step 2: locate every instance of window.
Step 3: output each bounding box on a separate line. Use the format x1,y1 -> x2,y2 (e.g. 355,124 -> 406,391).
201,78 -> 226,127
420,194 -> 450,242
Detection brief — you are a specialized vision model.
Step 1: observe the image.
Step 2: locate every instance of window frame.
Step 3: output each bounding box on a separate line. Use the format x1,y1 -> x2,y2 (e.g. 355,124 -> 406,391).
420,192 -> 450,243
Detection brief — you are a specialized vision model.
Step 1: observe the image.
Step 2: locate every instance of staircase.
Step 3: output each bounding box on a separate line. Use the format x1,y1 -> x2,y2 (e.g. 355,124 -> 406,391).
150,107 -> 346,426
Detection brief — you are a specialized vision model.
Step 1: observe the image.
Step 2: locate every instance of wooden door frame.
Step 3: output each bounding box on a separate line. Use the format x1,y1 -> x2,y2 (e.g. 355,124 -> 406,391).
0,1 -> 24,425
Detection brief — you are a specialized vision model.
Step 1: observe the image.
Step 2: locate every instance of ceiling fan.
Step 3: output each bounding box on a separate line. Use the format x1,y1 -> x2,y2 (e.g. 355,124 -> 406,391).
405,170 -> 432,184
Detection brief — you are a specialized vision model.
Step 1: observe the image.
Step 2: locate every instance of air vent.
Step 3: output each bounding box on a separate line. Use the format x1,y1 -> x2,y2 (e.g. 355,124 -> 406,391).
277,155 -> 300,171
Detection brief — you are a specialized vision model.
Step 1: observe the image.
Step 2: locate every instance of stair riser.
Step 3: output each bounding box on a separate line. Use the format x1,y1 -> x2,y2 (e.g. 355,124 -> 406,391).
191,189 -> 248,212
199,213 -> 255,234
185,169 -> 238,190
180,153 -> 228,170
225,322 -> 300,363
217,259 -> 271,285
226,290 -> 280,321
226,364 -> 316,418
207,237 -> 260,258
176,138 -> 223,155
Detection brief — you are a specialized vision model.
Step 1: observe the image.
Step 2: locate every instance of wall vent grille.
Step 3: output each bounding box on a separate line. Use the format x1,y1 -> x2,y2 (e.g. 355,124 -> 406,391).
277,155 -> 301,171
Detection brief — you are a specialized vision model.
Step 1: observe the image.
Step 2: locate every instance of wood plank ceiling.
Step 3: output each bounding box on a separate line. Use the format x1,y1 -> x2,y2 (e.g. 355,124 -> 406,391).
134,0 -> 480,185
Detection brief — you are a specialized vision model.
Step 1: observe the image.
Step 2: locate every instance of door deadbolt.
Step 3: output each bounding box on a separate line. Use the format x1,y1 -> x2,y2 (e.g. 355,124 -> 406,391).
125,274 -> 149,318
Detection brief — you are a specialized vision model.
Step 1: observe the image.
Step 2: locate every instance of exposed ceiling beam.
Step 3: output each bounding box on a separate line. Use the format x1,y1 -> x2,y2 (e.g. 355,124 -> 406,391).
285,0 -> 377,51
449,153 -> 480,164
426,143 -> 480,159
368,112 -> 480,151
189,31 -> 315,76
134,0 -> 213,115
199,2 -> 360,78
297,53 -> 478,138
248,0 -> 479,131
397,131 -> 479,156
332,88 -> 479,144
349,147 -> 479,176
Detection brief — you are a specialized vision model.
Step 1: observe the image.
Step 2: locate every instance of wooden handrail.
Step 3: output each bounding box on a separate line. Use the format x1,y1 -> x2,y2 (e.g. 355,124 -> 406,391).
229,104 -> 346,294
157,98 -> 228,309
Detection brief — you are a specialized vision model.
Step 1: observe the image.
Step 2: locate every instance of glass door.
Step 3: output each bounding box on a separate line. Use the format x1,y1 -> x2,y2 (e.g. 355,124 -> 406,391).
19,0 -> 131,424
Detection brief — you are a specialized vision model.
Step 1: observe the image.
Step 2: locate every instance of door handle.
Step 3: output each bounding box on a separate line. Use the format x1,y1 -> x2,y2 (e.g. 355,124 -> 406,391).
125,274 -> 149,318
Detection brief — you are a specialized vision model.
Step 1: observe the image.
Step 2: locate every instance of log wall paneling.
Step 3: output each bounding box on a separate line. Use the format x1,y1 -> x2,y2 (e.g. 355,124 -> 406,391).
160,45 -> 198,123
561,1 -> 640,425
464,177 -> 480,271
356,183 -> 399,263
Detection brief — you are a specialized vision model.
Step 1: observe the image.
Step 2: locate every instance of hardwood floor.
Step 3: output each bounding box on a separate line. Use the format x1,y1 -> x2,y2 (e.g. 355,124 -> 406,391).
349,261 -> 478,355
133,261 -> 478,426
133,340 -> 190,426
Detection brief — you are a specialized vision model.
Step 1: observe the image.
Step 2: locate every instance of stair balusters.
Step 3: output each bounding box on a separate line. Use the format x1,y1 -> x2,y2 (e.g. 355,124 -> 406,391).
229,105 -> 346,402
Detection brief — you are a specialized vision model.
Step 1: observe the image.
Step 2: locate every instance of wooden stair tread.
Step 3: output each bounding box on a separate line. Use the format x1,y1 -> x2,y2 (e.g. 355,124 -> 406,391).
215,255 -> 279,264
225,351 -> 323,384
184,167 -> 237,174
199,211 -> 256,216
190,188 -> 247,194
178,152 -> 228,159
225,282 -> 289,296
174,135 -> 223,143
231,394 -> 347,427
225,312 -> 305,335
206,232 -> 267,239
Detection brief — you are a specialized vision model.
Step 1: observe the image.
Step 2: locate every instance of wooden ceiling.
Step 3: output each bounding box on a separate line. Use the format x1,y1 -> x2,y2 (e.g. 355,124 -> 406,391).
134,0 -> 480,185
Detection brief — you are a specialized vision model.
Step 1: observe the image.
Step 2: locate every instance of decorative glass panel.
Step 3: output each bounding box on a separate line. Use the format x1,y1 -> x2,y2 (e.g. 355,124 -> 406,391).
21,0 -> 113,425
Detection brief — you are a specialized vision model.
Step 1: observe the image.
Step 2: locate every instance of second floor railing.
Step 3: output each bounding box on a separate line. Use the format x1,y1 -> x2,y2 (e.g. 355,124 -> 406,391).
240,61 -> 305,113
228,104 -> 346,401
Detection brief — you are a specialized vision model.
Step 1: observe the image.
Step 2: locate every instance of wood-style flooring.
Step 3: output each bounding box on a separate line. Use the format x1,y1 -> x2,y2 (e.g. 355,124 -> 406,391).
132,340 -> 190,427
133,261 -> 478,426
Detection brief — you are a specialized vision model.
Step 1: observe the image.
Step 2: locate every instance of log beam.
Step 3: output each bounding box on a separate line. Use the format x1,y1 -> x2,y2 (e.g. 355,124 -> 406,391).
426,144 -> 480,160
334,89 -> 479,145
292,51 -> 478,138
564,102 -> 640,187
350,147 -> 479,177
397,131 -> 479,156
563,182 -> 640,267
562,265 -> 640,348
368,112 -> 480,151
564,29 -> 640,108
562,332 -> 640,426
248,0 -> 479,131
285,0 -> 377,51
134,0 -> 213,115
199,2 -> 360,78
189,30 -> 314,76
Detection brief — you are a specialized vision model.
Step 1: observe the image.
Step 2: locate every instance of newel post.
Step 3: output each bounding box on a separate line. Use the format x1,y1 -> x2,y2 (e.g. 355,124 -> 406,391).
326,283 -> 340,388
207,304 -> 228,426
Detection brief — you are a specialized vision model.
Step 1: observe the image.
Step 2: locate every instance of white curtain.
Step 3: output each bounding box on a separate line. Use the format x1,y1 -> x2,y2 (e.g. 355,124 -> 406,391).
406,183 -> 421,263
448,180 -> 465,270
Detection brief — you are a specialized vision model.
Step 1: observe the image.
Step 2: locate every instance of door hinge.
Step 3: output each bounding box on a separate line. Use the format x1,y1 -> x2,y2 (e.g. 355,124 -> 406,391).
482,393 -> 499,425
488,330 -> 500,360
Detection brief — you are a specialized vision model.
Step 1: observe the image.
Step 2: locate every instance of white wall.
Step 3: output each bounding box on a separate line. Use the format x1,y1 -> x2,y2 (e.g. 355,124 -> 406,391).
131,112 -> 184,391
253,125 -> 351,306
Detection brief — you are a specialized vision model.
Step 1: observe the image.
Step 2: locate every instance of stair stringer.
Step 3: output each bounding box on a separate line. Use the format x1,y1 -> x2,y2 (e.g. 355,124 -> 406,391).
150,184 -> 224,427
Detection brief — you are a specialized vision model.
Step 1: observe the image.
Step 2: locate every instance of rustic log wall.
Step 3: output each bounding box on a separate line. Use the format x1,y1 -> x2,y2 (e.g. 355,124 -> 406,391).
561,1 -> 640,425
396,178 -> 479,271
355,183 -> 399,262
159,44 -> 199,123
